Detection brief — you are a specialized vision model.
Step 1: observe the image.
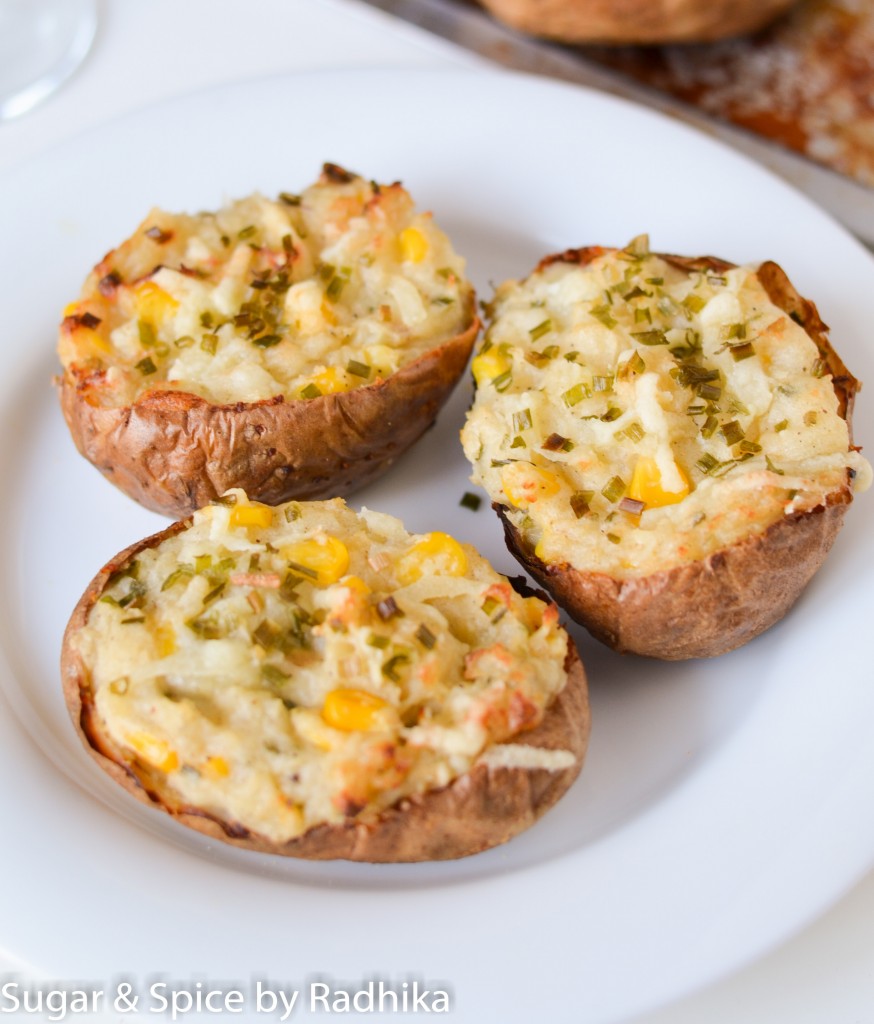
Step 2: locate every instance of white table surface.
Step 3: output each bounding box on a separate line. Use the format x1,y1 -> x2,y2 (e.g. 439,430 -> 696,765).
1,1 -> 872,1021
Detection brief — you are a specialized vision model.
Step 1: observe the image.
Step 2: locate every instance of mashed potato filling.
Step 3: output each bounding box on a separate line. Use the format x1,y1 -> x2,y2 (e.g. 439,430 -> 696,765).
58,165 -> 472,406
462,239 -> 870,578
74,494 -> 569,843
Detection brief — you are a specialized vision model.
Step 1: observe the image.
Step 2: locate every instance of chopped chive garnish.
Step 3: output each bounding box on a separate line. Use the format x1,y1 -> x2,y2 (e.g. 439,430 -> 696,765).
600,407 -> 622,422
686,404 -> 706,416
701,415 -> 719,438
188,616 -> 224,640
606,533 -> 622,544
238,225 -> 257,240
325,272 -> 348,301
570,491 -> 595,518
253,334 -> 282,348
279,192 -> 301,206
161,566 -> 194,591
617,351 -> 646,380
512,409 -> 533,432
601,476 -> 626,503
201,333 -> 219,355
286,560 -> 319,581
562,383 -> 589,407
194,554 -> 212,573
634,306 -> 653,324
492,370 -> 513,392
731,343 -> 756,361
415,624 -> 437,649
590,305 -> 617,329
346,359 -> 371,378
460,492 -> 482,511
696,453 -> 719,474
109,677 -> 129,695
617,421 -> 645,443
138,321 -> 156,348
804,411 -> 818,426
719,420 -> 745,446
737,440 -> 762,454
619,497 -> 645,516
200,311 -> 215,329
592,375 -> 614,393
510,435 -> 526,449
765,456 -> 784,475
564,351 -> 579,362
262,665 -> 290,686
300,383 -> 322,399
645,276 -> 664,285
284,502 -> 301,522
632,329 -> 668,346
774,419 -> 789,432
696,383 -> 722,401
529,319 -> 553,341
682,293 -> 706,313
174,335 -> 195,349
135,356 -> 157,375
623,286 -> 650,301
120,617 -> 145,625
811,358 -> 827,378
377,596 -> 403,621
723,322 -> 747,340
542,432 -> 573,452
383,654 -> 410,682
368,634 -> 390,649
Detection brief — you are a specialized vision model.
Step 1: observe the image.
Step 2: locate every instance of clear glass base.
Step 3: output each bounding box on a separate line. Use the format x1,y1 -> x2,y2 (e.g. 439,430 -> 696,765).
0,0 -> 98,120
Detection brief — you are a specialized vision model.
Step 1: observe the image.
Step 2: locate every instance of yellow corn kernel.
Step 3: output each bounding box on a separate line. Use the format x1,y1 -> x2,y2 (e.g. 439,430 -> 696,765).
471,348 -> 510,385
397,531 -> 468,585
320,301 -> 339,326
127,732 -> 178,773
202,756 -> 230,779
291,707 -> 337,750
301,366 -> 351,397
63,302 -> 81,317
323,688 -> 389,732
627,456 -> 690,509
340,575 -> 371,597
155,623 -> 176,658
230,505 -> 274,529
282,535 -> 350,586
133,281 -> 179,324
399,226 -> 429,263
501,463 -> 561,508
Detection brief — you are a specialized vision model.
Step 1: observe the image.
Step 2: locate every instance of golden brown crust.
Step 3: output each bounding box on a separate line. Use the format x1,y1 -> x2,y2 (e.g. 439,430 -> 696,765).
59,308 -> 479,517
61,522 -> 589,861
476,0 -> 796,44
488,248 -> 860,660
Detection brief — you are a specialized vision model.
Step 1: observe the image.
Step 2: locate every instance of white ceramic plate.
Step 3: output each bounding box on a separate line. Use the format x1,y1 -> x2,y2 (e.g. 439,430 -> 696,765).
1,69 -> 873,1024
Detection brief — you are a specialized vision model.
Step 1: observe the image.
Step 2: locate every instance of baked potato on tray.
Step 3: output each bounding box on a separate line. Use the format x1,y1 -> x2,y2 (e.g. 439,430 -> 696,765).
57,164 -> 479,518
62,492 -> 589,861
462,238 -> 870,659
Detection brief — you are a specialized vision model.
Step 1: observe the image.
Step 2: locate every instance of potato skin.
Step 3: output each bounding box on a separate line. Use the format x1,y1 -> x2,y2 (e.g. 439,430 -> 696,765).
61,524 -> 589,862
490,250 -> 860,660
476,0 -> 796,44
59,308 -> 479,517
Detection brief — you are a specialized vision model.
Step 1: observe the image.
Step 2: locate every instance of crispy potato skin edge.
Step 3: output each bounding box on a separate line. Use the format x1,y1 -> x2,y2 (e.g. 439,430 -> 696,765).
59,303 -> 480,517
476,0 -> 796,44
489,250 -> 860,660
61,523 -> 590,862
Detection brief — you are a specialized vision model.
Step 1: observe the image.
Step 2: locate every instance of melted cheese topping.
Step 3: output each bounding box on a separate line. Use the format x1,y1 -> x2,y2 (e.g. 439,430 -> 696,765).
74,493 -> 569,843
462,243 -> 870,578
58,166 -> 472,406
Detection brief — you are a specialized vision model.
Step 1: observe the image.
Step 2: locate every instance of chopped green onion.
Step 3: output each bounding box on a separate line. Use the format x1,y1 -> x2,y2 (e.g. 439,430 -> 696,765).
701,415 -> 719,438
368,634 -> 390,649
201,333 -> 219,355
601,476 -> 626,503
616,421 -> 645,443
592,375 -> 614,393
683,293 -> 706,313
634,306 -> 653,324
377,596 -> 403,621
617,351 -> 646,380
415,624 -> 437,649
512,409 -> 533,432
202,582 -> 226,606
194,554 -> 212,573
564,351 -> 579,362
300,383 -> 322,399
590,305 -> 617,329
730,343 -> 756,361
804,411 -> 818,426
737,440 -> 762,454
811,358 -> 827,378
138,320 -> 156,348
696,383 -> 722,401
529,319 -> 553,341
460,492 -> 482,511
135,356 -> 157,375
562,383 -> 590,407
719,420 -> 745,446
279,192 -> 301,206
645,276 -> 664,285
161,566 -> 194,591
346,359 -> 371,378
774,419 -> 789,433
383,653 -> 410,682
200,311 -> 215,329
174,335 -> 195,349
723,322 -> 747,340
570,491 -> 595,518
600,407 -> 622,422
284,503 -> 301,522
492,370 -> 513,392
510,435 -> 526,449
632,329 -> 668,346
696,453 -> 719,474
188,616 -> 225,640
765,455 -> 784,475
542,433 -> 573,452
238,225 -> 257,240
624,233 -> 650,257
253,334 -> 282,348
606,532 -> 622,544
262,665 -> 290,686
286,560 -> 319,581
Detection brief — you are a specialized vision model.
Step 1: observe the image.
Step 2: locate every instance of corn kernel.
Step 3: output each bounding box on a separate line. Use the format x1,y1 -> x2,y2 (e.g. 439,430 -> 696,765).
471,348 -> 510,385
230,505 -> 274,529
627,456 -> 690,509
323,688 -> 389,731
399,227 -> 429,263
397,532 -> 468,585
301,366 -> 351,397
127,732 -> 178,773
133,281 -> 179,324
340,575 -> 371,597
155,623 -> 176,658
202,756 -> 230,779
282,535 -> 350,586
320,301 -> 339,326
501,463 -> 561,508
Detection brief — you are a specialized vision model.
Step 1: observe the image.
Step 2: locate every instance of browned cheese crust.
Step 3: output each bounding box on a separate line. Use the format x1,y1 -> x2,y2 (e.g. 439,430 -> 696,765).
61,526 -> 589,861
476,0 -> 797,44
492,249 -> 859,660
59,309 -> 479,518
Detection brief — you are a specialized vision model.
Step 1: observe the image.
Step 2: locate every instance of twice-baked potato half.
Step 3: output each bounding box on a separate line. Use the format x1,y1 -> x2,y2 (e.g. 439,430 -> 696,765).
476,0 -> 797,44
58,164 -> 479,517
461,239 -> 870,659
62,492 -> 589,861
